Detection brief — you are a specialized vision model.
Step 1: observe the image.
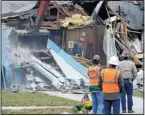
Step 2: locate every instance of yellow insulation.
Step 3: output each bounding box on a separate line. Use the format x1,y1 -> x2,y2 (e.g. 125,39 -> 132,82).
60,14 -> 93,27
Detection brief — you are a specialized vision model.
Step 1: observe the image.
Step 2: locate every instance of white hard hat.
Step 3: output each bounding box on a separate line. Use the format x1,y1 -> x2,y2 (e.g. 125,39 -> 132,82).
108,56 -> 119,65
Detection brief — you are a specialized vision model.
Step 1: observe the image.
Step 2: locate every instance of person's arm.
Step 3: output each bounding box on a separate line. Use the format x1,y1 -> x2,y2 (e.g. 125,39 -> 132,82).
98,69 -> 103,90
118,72 -> 124,93
132,63 -> 137,80
99,67 -> 103,76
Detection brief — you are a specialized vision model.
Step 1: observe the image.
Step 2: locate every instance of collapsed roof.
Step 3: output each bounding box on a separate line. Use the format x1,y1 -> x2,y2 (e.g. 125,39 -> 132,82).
2,1 -> 91,30
107,1 -> 144,30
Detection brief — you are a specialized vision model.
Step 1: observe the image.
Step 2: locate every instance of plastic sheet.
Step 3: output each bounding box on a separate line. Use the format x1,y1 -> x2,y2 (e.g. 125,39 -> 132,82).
103,27 -> 117,62
50,49 -> 89,84
130,37 -> 142,53
133,70 -> 143,90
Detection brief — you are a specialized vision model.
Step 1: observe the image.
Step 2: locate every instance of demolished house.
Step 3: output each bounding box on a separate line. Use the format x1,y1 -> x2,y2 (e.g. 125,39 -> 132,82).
2,1 -> 144,92
2,1 -> 106,62
79,1 -> 144,90
2,1 -> 91,92
2,26 -> 89,92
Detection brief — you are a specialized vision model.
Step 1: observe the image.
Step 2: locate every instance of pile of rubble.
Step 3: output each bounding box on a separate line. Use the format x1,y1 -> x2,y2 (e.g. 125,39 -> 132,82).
102,4 -> 143,66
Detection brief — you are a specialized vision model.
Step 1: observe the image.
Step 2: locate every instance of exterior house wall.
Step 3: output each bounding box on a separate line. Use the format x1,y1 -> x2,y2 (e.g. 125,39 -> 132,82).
65,25 -> 107,65
93,25 -> 106,65
66,26 -> 94,58
48,24 -> 107,66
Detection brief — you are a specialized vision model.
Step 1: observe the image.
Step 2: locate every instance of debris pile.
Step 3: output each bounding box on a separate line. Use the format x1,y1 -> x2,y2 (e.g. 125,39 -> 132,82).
72,56 -> 92,68
102,3 -> 143,66
133,69 -> 143,91
2,27 -> 89,93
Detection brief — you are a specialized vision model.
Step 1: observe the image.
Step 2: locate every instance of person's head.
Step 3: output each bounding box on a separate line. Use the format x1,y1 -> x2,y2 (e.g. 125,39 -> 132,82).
92,54 -> 100,65
121,51 -> 129,60
108,56 -> 119,68
109,64 -> 116,68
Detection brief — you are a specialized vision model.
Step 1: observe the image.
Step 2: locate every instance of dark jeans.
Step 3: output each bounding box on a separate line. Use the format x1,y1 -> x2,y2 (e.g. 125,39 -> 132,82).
91,92 -> 104,114
104,99 -> 120,114
121,79 -> 133,111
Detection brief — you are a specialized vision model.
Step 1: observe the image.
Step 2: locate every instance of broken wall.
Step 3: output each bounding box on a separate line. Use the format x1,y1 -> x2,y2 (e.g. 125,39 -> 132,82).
66,26 -> 95,59
2,27 -> 26,89
64,25 -> 106,65
49,29 -> 64,47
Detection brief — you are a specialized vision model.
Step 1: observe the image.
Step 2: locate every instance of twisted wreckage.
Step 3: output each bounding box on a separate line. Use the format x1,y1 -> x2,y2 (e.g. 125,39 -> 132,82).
2,1 -> 144,93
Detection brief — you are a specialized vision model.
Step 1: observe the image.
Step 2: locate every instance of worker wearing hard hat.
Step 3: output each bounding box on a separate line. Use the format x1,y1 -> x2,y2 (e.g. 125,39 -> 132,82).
99,56 -> 124,114
118,51 -> 137,113
88,55 -> 104,114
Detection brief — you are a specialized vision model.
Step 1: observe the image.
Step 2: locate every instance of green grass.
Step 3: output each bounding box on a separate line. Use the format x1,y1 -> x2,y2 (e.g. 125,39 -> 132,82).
2,108 -> 72,114
133,90 -> 143,98
2,91 -> 77,106
2,108 -> 80,115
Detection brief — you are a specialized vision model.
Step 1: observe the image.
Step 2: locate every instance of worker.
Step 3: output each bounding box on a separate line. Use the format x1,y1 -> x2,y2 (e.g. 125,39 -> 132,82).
117,51 -> 137,113
88,54 -> 104,114
99,56 -> 124,114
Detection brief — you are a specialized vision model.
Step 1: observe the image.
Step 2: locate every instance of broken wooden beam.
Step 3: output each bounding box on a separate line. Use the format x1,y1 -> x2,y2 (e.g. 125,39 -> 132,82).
128,29 -> 141,34
115,38 -> 142,65
107,6 -> 128,26
72,56 -> 107,68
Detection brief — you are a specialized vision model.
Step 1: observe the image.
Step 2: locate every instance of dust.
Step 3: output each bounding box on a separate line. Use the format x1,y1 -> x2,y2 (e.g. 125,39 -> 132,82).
7,41 -> 33,66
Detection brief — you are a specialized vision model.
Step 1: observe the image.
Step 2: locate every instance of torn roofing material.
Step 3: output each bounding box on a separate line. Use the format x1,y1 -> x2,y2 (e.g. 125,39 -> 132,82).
2,1 -> 37,14
108,1 -> 144,30
2,1 -> 37,20
14,2 -> 37,13
50,48 -> 89,84
47,39 -> 88,78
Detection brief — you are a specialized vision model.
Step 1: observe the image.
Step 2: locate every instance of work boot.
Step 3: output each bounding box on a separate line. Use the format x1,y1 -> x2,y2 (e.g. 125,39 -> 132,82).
122,110 -> 126,113
128,110 -> 134,113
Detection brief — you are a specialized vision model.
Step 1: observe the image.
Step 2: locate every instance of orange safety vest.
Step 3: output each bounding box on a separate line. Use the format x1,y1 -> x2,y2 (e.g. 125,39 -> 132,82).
101,68 -> 120,93
88,66 -> 101,86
